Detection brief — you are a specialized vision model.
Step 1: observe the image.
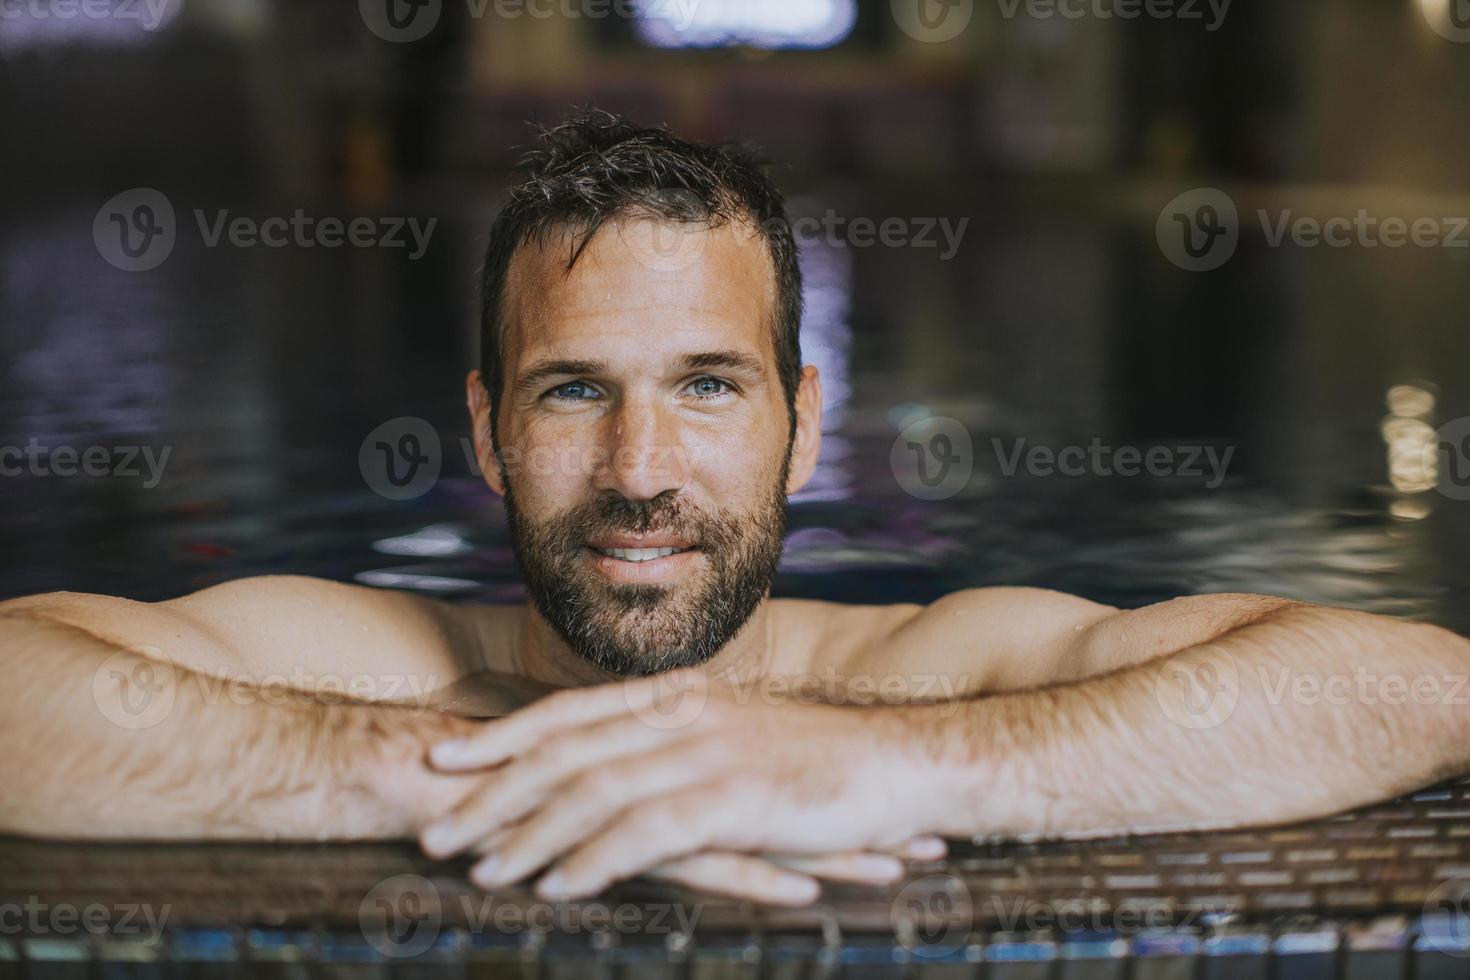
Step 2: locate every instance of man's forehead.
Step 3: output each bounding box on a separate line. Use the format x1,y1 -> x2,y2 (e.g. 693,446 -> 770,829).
501,217 -> 775,360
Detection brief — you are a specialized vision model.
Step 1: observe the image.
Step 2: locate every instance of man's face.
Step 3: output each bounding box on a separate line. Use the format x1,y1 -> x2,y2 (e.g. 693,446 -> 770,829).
468,216 -> 821,676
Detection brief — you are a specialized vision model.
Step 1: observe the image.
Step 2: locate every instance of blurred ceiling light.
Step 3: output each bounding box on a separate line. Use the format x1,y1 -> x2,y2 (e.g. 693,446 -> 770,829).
1386,382 -> 1436,418
0,0 -> 183,51
372,524 -> 473,558
354,570 -> 480,594
1382,406 -> 1438,495
1419,0 -> 1455,32
633,0 -> 856,50
1390,497 -> 1432,521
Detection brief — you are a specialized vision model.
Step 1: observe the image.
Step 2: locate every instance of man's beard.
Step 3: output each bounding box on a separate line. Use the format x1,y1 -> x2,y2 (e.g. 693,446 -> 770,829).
502,470 -> 789,677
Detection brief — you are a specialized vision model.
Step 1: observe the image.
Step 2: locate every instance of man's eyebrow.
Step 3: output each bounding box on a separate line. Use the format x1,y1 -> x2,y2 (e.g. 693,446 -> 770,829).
513,359 -> 607,394
680,350 -> 766,376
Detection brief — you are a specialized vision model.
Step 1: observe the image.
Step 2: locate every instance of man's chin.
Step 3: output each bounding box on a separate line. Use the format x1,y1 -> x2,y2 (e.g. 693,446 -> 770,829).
570,609 -> 722,676
541,568 -> 713,673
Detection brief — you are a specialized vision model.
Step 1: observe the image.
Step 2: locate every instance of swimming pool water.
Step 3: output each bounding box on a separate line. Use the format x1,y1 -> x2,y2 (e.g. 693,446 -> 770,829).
3,190 -> 1468,638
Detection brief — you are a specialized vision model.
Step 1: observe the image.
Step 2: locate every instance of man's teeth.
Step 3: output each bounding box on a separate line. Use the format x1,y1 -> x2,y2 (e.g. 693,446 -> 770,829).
594,546 -> 685,562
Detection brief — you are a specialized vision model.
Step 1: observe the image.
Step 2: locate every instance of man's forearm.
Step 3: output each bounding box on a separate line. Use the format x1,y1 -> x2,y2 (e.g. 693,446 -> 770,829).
914,605 -> 1470,839
0,615 -> 475,840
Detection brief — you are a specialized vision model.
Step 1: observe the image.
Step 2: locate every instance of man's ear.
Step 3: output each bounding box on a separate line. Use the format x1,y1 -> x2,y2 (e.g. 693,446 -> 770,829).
784,365 -> 823,496
465,370 -> 506,497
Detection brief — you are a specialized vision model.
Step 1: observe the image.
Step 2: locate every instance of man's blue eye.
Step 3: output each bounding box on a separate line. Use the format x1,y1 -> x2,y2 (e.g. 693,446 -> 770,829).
688,377 -> 729,398
550,382 -> 597,400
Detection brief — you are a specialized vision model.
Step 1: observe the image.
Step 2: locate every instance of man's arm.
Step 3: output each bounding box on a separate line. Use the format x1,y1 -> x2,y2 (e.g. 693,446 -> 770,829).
845,587 -> 1295,696
405,591 -> 1470,900
916,600 -> 1470,838
0,577 -> 485,839
0,578 -> 926,907
872,588 -> 1470,835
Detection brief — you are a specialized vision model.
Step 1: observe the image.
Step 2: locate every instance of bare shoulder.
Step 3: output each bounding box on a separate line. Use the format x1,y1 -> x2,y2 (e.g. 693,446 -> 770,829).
777,587 -> 1119,697
1,576 -> 519,692
768,597 -> 922,673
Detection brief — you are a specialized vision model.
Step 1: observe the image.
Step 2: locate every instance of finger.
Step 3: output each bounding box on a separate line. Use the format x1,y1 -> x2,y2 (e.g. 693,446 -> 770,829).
430,669 -> 706,771
532,784 -> 745,900
765,851 -> 904,884
888,835 -> 947,861
469,741 -> 719,888
419,714 -> 682,858
645,852 -> 820,907
470,826 -> 511,856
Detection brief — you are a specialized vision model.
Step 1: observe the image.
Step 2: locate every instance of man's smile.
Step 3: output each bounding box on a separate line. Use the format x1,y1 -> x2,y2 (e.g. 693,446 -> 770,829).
582,532 -> 700,583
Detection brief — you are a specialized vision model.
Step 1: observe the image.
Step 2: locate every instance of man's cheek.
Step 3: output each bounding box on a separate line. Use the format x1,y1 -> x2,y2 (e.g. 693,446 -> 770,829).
502,440 -> 602,488
686,426 -> 781,476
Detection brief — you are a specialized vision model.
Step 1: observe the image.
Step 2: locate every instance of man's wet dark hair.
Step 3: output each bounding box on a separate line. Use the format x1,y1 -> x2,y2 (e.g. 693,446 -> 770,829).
478,109 -> 803,445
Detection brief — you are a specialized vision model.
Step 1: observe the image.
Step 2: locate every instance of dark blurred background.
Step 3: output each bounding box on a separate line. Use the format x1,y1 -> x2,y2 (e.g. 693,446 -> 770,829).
3,0 -> 1470,633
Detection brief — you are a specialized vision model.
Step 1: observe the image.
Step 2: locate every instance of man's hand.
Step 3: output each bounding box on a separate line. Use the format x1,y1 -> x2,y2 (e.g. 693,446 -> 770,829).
416,668 -> 943,901
642,835 -> 947,906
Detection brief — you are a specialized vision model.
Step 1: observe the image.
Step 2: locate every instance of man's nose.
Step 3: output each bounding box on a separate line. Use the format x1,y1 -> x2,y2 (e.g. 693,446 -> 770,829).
590,401 -> 689,501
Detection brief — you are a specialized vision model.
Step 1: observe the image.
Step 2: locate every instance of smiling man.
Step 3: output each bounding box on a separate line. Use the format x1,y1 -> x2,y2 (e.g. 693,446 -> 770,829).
3,111 -> 1470,907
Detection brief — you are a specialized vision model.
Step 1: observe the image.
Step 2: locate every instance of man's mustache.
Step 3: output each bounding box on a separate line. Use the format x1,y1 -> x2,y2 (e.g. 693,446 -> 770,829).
549,491 -> 714,547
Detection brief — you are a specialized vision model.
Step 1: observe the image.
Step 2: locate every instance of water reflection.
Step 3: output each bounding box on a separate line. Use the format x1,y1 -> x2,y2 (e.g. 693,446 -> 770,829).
1,195 -> 1468,639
